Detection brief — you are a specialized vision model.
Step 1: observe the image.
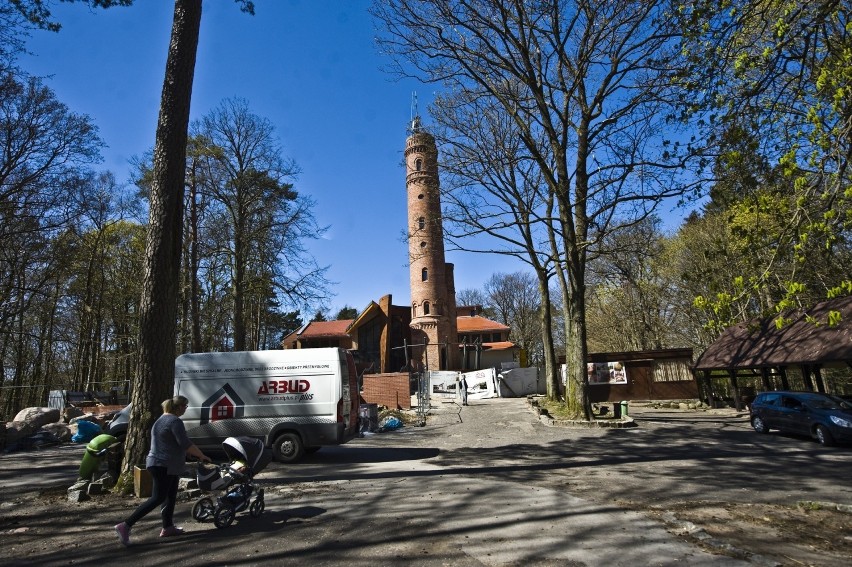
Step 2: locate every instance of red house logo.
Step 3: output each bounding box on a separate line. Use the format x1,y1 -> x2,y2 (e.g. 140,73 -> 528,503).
200,384 -> 245,425
210,394 -> 235,422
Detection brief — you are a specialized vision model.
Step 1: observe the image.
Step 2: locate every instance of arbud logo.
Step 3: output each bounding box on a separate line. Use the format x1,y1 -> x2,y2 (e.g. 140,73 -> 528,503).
257,379 -> 310,395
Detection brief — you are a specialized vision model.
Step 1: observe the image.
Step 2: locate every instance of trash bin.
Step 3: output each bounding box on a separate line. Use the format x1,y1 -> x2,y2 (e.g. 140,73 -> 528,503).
620,401 -> 629,417
78,433 -> 119,480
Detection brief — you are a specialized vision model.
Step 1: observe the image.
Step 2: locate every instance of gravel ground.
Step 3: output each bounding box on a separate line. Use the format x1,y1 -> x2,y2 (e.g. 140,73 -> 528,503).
1,397 -> 850,566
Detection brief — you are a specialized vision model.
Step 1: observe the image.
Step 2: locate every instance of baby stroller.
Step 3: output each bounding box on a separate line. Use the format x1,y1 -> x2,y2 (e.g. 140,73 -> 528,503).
193,436 -> 273,528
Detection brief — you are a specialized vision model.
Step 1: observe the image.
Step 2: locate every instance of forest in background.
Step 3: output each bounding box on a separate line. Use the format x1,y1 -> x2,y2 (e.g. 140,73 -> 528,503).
2,1 -> 851,417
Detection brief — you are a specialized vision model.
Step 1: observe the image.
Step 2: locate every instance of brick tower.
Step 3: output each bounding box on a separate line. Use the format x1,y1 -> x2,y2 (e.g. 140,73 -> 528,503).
405,116 -> 458,371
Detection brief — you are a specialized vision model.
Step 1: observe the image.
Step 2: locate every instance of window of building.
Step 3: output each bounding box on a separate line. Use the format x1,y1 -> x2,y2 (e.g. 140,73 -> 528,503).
422,267 -> 428,281
418,193 -> 424,200
420,241 -> 426,249
418,217 -> 425,229
424,301 -> 430,315
652,360 -> 692,382
415,158 -> 422,171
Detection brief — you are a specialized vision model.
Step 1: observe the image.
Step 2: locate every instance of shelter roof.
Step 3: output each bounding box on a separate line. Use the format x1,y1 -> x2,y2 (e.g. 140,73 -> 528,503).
694,296 -> 852,370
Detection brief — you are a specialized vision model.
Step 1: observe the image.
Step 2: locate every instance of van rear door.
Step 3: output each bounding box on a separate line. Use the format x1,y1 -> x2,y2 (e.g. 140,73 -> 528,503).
340,350 -> 360,439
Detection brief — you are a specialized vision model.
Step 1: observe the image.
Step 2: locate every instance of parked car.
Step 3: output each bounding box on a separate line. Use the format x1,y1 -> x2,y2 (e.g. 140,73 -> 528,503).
104,404 -> 131,441
750,391 -> 852,446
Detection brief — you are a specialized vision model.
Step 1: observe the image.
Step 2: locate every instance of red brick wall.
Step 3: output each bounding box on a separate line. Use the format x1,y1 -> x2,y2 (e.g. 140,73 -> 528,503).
361,373 -> 411,409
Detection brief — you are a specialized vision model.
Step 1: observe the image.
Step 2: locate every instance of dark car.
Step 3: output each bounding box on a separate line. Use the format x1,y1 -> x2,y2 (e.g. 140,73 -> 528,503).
104,404 -> 131,441
750,391 -> 852,446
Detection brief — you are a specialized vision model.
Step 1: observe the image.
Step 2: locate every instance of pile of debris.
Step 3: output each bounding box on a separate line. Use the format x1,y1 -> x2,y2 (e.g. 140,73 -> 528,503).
67,471 -> 117,502
2,405 -> 123,453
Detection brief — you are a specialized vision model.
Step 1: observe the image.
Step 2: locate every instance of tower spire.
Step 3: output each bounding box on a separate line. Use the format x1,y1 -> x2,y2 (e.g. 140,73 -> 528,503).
409,91 -> 423,134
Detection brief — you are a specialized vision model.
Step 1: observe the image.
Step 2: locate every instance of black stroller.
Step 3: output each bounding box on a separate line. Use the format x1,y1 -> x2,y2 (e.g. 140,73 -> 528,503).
193,436 -> 273,528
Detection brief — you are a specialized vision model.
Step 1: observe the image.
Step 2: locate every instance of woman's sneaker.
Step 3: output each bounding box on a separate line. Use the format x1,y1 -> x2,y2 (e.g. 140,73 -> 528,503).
114,522 -> 131,546
160,525 -> 185,537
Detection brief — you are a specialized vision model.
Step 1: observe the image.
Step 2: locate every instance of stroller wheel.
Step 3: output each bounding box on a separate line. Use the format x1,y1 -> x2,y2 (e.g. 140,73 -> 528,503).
214,503 -> 236,529
249,496 -> 265,517
192,497 -> 215,522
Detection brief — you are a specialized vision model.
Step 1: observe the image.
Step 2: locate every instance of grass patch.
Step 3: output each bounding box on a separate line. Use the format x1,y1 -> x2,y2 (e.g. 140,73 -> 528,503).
536,398 -> 583,420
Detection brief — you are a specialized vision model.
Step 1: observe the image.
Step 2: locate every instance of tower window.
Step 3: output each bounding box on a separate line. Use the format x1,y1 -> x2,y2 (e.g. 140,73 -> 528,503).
418,194 -> 424,200
423,301 -> 430,315
415,158 -> 422,171
421,267 -> 428,281
418,217 -> 425,229
420,241 -> 426,248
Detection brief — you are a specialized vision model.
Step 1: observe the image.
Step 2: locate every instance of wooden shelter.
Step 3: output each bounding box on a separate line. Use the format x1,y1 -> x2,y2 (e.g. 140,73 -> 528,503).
693,296 -> 852,410
558,348 -> 697,403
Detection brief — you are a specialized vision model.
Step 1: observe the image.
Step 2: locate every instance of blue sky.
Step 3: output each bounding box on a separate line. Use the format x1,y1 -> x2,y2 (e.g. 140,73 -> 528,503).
19,0 -> 527,317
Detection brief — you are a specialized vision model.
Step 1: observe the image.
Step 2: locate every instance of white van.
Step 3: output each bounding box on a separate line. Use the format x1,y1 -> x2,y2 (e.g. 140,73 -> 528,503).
174,348 -> 360,463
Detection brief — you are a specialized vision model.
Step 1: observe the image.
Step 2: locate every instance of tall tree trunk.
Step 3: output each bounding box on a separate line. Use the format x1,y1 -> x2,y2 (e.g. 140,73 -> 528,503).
564,276 -> 591,420
233,228 -> 245,351
180,223 -> 192,354
189,165 -> 203,353
534,277 -> 557,401
124,0 -> 202,474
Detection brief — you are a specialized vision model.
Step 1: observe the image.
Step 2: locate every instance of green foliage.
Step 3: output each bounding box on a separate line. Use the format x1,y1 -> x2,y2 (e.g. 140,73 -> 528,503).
827,280 -> 852,298
335,306 -> 358,320
678,1 -> 852,333
827,310 -> 843,326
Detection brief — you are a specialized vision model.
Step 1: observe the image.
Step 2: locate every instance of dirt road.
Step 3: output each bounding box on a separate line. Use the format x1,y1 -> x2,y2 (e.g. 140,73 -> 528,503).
1,398 -> 850,566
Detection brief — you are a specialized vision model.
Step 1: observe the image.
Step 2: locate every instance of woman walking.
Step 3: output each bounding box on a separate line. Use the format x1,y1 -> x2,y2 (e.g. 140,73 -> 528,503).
114,396 -> 210,546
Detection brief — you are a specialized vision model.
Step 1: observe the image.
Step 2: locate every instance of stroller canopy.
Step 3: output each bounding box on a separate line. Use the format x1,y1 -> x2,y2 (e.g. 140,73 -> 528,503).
222,436 -> 272,474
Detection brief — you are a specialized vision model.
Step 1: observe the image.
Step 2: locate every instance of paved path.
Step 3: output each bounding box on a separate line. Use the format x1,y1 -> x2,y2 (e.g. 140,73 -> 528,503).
1,398 -> 756,565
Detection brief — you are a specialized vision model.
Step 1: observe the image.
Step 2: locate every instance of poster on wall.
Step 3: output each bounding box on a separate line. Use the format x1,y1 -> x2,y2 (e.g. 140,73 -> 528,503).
587,362 -> 628,385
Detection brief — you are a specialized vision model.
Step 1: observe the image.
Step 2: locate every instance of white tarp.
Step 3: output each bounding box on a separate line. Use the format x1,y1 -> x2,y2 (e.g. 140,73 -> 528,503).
430,370 -> 461,399
497,367 -> 544,397
460,368 -> 499,400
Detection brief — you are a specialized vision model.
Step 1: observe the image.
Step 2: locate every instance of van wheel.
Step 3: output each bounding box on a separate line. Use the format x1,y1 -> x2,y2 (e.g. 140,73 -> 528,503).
272,432 -> 304,463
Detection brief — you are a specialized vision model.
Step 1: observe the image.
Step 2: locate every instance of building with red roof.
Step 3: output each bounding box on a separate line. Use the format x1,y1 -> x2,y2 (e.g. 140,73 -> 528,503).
280,319 -> 355,350
281,300 -> 517,373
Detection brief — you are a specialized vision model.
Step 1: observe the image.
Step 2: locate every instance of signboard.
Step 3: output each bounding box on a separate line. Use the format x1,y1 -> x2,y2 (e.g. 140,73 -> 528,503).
587,362 -> 627,385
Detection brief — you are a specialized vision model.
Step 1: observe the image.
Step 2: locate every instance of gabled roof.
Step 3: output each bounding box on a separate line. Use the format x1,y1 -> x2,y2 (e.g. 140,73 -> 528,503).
348,301 -> 383,332
457,316 -> 510,333
294,319 -> 354,339
694,295 -> 852,370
